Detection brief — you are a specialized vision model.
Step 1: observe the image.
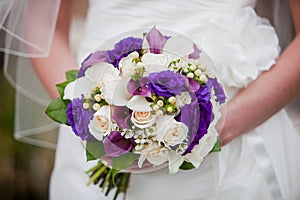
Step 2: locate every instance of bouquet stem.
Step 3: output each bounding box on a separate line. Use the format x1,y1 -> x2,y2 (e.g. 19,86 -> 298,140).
86,161 -> 131,200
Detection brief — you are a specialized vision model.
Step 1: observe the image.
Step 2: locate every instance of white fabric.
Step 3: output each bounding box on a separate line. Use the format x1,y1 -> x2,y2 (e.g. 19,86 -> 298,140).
50,0 -> 300,200
0,0 -> 61,149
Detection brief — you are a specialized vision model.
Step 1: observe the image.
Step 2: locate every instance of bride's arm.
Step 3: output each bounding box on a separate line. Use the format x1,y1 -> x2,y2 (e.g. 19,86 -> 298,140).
31,0 -> 77,99
219,0 -> 300,146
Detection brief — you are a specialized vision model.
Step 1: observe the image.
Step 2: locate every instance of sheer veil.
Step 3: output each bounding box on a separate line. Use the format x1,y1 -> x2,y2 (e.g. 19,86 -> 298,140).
0,0 -> 299,149
1,0 -> 61,149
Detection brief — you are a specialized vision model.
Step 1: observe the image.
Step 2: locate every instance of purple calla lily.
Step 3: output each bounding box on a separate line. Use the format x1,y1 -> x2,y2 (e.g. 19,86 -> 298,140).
146,26 -> 170,54
113,106 -> 133,129
127,77 -> 151,97
78,51 -> 107,78
103,131 -> 135,157
188,44 -> 201,59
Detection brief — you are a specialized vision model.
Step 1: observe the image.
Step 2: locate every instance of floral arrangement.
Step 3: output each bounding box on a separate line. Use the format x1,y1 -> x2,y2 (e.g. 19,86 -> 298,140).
46,26 -> 226,199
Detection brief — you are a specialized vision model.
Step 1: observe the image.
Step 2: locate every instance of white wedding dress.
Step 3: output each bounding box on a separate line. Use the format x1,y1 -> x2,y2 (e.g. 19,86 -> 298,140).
49,0 -> 300,199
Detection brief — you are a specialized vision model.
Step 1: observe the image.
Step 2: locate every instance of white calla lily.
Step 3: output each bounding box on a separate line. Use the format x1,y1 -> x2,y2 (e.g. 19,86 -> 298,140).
102,78 -> 130,106
168,150 -> 184,174
85,62 -> 119,83
127,96 -> 152,112
63,77 -> 94,100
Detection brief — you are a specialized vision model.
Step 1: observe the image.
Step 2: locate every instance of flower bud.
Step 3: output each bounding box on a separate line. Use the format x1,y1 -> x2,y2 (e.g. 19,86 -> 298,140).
156,110 -> 164,117
194,69 -> 202,77
199,74 -> 208,83
157,100 -> 164,107
166,106 -> 173,113
168,96 -> 176,104
189,64 -> 197,71
187,72 -> 194,78
93,103 -> 100,111
152,104 -> 160,112
131,51 -> 139,59
83,102 -> 90,109
94,94 -> 102,102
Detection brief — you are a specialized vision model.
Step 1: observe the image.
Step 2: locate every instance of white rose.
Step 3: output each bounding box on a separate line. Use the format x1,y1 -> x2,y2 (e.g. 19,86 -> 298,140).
145,142 -> 168,166
176,91 -> 191,108
141,53 -> 169,75
131,111 -> 156,129
161,120 -> 188,146
88,105 -> 111,141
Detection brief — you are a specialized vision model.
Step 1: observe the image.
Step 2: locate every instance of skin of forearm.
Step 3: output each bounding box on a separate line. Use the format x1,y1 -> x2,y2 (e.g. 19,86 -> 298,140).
31,0 -> 76,99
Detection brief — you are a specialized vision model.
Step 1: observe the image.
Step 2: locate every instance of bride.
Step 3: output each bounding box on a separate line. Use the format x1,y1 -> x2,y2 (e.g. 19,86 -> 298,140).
2,0 -> 300,199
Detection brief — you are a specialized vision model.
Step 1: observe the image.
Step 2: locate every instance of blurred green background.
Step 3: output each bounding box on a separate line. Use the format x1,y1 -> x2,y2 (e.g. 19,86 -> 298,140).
0,53 -> 55,200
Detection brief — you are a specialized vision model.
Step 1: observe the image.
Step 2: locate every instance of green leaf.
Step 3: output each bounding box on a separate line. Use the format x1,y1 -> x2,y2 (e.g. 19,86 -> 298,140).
55,70 -> 78,98
55,80 -> 72,98
45,98 -> 70,124
66,70 -> 78,81
210,137 -> 221,152
179,161 -> 195,170
86,140 -> 106,161
112,152 -> 138,171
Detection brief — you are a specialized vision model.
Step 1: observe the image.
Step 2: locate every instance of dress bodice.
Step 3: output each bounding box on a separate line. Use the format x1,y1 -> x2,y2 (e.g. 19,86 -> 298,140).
78,0 -> 279,92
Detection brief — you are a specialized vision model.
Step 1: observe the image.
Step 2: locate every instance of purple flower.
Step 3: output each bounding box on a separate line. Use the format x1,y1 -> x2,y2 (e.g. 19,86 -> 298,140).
66,98 -> 95,140
146,26 -> 170,54
78,51 -> 107,78
147,71 -> 186,97
207,78 -> 226,104
195,84 -> 211,102
106,37 -> 143,68
127,77 -> 151,97
113,106 -> 133,129
188,44 -> 201,59
103,131 -> 135,157
176,93 -> 213,155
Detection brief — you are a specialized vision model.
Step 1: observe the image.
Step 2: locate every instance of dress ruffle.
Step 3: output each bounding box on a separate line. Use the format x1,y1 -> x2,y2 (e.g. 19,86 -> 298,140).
196,7 -> 280,88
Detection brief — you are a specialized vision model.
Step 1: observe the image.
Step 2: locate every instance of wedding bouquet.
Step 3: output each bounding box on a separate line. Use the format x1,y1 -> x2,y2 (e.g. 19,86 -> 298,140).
46,26 -> 226,199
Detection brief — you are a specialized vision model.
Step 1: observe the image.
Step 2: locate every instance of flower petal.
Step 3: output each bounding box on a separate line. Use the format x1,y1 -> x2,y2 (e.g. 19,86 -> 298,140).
146,26 -> 170,54
127,96 -> 152,112
103,131 -> 134,157
168,150 -> 184,174
78,51 -> 107,78
63,77 -> 94,100
102,78 -> 130,106
85,62 -> 118,83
